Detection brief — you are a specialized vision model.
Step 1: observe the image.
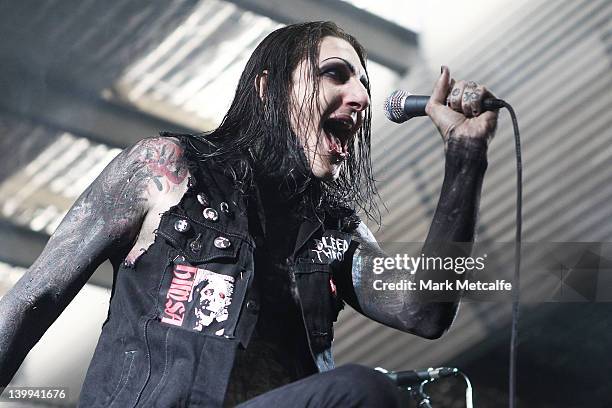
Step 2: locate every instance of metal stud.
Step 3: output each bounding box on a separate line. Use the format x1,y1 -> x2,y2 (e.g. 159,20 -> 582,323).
220,202 -> 230,213
188,177 -> 197,188
203,208 -> 219,222
197,193 -> 209,206
190,240 -> 202,253
246,299 -> 258,312
174,219 -> 190,233
190,233 -> 203,253
214,236 -> 231,249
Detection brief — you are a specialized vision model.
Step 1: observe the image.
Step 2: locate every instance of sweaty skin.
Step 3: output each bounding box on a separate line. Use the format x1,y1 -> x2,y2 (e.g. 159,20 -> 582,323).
0,137 -> 189,386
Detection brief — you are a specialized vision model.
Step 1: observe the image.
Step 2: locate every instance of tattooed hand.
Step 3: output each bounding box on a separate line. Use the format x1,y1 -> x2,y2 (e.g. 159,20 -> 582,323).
425,66 -> 498,151
0,136 -> 189,386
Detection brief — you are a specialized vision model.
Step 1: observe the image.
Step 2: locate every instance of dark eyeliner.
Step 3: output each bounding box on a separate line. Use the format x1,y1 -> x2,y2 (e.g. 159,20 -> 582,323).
319,63 -> 349,81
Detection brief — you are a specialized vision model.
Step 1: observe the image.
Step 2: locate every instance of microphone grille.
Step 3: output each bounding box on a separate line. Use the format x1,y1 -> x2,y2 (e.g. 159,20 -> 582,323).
384,90 -> 409,123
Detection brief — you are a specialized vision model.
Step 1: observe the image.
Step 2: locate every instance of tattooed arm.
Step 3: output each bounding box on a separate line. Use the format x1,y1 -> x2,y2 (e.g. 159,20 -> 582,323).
0,136 -> 188,386
337,67 -> 497,339
339,139 -> 488,339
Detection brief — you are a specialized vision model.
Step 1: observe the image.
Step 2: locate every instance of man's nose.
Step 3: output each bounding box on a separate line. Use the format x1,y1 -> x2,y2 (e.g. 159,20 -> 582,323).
345,79 -> 370,112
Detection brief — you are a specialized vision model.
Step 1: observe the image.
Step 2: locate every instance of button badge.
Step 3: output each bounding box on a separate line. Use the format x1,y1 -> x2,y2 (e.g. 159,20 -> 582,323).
214,236 -> 231,249
174,219 -> 190,233
203,208 -> 219,222
190,240 -> 202,253
197,193 -> 209,206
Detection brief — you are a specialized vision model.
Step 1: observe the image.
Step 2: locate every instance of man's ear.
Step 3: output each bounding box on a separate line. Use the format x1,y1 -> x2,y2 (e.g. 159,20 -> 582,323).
255,70 -> 268,101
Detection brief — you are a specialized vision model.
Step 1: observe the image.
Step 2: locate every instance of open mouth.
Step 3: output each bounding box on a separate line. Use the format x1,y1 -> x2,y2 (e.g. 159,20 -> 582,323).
322,117 -> 355,162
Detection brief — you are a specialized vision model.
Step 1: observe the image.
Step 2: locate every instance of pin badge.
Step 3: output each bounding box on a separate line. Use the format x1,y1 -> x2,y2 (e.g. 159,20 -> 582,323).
188,177 -> 197,188
197,193 -> 209,206
190,233 -> 203,253
174,219 -> 190,233
214,236 -> 231,249
190,240 -> 202,253
203,208 -> 219,222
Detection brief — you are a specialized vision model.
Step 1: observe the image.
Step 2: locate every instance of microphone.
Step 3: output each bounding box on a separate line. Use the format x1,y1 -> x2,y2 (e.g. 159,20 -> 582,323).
384,89 -> 504,123
375,366 -> 458,386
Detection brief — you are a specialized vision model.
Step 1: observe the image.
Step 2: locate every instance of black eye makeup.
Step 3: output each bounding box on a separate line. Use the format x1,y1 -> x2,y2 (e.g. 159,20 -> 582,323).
319,62 -> 350,82
319,57 -> 369,88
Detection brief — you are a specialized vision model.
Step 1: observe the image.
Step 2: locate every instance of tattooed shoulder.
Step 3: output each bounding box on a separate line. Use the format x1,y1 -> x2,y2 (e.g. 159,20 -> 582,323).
91,137 -> 190,242
121,137 -> 192,265
129,137 -> 190,194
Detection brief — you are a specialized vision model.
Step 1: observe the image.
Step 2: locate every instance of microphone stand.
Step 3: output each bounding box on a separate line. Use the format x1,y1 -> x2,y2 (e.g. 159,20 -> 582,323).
409,380 -> 433,408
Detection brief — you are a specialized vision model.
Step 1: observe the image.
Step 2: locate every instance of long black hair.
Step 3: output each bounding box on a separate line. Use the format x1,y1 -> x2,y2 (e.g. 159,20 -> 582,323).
184,21 -> 379,223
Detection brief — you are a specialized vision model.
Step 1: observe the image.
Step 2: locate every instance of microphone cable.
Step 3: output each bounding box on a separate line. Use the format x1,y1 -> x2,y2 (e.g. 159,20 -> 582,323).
500,100 -> 522,408
383,93 -> 522,407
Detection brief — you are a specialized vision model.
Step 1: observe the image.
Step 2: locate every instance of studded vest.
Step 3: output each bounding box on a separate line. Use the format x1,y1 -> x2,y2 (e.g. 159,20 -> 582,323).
78,140 -> 358,407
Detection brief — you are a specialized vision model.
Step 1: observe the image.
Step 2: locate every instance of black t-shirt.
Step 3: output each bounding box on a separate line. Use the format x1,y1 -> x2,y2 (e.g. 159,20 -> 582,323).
224,185 -> 316,405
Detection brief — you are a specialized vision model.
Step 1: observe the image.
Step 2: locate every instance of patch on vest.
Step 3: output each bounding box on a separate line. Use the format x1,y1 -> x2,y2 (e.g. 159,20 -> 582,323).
309,230 -> 351,264
160,264 -> 234,336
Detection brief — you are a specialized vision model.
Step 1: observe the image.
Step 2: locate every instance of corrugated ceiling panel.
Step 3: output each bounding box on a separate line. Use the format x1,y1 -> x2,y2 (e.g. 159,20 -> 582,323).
0,0 -> 199,90
0,132 -> 121,235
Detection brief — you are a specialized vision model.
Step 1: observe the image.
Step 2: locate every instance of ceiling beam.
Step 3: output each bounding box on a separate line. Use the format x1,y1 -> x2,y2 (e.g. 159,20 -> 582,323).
0,220 -> 113,288
225,0 -> 418,74
0,65 -> 197,149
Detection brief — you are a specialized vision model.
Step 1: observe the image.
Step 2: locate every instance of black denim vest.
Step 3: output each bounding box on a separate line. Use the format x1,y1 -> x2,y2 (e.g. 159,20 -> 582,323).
78,151 -> 354,407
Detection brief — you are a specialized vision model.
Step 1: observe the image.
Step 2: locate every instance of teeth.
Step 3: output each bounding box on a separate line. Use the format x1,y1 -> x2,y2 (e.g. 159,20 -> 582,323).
324,119 -> 353,156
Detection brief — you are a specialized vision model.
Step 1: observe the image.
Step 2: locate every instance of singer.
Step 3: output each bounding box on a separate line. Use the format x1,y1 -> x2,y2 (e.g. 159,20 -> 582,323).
0,22 -> 497,407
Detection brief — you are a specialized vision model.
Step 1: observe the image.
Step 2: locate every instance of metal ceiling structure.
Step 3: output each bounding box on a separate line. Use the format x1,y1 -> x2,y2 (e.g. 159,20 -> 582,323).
0,0 -> 611,406
0,0 -> 400,280
224,0 -> 418,73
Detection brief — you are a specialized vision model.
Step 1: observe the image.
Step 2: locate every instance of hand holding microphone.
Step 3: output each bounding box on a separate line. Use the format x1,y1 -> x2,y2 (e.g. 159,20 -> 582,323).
384,70 -> 521,408
384,66 -> 500,148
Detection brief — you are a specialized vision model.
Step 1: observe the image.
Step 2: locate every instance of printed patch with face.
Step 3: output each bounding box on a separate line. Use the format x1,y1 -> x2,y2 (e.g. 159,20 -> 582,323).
160,264 -> 234,336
